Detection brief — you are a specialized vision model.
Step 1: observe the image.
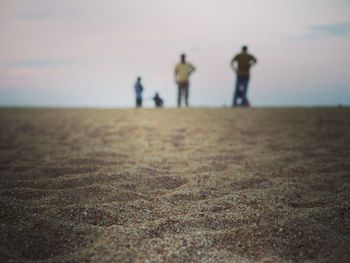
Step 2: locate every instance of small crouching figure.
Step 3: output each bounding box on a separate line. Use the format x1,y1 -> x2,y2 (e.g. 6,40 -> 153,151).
153,92 -> 164,108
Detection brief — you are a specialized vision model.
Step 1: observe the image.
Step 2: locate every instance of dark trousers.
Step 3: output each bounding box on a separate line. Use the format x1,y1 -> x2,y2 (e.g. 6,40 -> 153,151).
233,75 -> 250,107
136,97 -> 142,107
177,81 -> 189,107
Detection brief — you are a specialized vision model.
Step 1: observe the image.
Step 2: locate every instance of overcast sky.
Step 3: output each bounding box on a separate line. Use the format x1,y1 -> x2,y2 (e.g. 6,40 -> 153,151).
0,0 -> 349,107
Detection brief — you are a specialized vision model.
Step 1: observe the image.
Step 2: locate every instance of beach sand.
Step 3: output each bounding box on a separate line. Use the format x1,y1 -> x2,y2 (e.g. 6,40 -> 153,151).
0,107 -> 349,262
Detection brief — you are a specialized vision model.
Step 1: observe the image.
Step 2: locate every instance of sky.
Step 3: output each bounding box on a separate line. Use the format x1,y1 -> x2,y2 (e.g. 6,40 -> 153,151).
0,0 -> 350,107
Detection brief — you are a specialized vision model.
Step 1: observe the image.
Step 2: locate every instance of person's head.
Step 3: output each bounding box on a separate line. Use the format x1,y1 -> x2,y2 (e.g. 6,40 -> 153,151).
137,76 -> 141,82
181,54 -> 186,63
242,46 -> 248,53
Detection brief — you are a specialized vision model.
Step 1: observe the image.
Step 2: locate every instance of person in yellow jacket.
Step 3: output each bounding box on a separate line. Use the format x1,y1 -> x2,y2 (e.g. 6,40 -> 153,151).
174,54 -> 196,107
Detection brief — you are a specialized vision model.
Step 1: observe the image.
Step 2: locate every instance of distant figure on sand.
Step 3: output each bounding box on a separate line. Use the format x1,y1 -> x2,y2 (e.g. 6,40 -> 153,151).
134,76 -> 144,108
175,54 -> 196,107
231,46 -> 257,107
153,92 -> 164,108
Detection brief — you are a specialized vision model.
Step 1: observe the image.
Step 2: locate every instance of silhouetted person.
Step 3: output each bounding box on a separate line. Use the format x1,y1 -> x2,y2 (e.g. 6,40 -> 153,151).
175,54 -> 196,107
134,76 -> 143,108
153,92 -> 164,108
231,46 -> 257,107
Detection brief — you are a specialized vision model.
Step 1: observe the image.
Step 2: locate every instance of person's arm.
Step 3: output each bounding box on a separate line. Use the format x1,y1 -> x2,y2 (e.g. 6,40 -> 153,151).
230,55 -> 238,72
174,66 -> 178,83
250,55 -> 257,67
188,64 -> 196,75
187,63 -> 196,76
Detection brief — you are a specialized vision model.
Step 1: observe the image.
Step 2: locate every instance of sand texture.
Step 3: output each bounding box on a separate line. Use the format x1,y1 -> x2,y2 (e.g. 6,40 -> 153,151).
0,107 -> 349,262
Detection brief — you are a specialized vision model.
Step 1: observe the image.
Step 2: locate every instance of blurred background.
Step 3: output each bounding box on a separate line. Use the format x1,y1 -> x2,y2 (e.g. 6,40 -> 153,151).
0,0 -> 349,108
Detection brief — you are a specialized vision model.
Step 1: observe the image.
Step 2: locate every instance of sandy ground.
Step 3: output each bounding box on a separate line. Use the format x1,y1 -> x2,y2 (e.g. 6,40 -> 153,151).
0,107 -> 349,262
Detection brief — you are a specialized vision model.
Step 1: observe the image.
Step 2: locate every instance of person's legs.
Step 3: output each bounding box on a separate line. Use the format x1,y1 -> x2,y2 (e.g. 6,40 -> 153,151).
241,76 -> 250,106
178,82 -> 188,107
233,76 -> 242,107
177,84 -> 182,107
136,97 -> 142,107
184,82 -> 189,107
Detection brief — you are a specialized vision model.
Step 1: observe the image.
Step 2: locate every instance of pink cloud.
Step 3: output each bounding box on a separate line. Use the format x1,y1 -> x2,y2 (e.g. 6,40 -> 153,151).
8,67 -> 36,77
0,67 -> 60,89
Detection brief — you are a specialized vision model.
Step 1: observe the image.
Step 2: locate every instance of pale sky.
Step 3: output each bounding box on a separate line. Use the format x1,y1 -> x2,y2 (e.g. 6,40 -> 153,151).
0,0 -> 350,107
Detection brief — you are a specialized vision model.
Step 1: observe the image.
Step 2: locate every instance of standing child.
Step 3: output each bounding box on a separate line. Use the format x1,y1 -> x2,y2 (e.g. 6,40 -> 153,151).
134,76 -> 144,108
